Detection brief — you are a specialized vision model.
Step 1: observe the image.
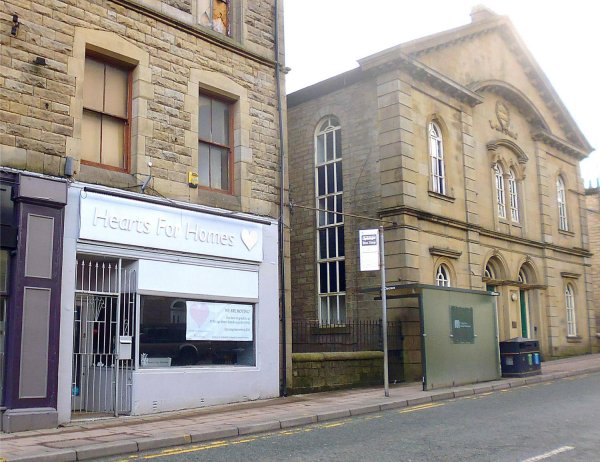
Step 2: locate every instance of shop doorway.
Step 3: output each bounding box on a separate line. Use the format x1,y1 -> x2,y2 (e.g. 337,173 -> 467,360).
71,258 -> 136,417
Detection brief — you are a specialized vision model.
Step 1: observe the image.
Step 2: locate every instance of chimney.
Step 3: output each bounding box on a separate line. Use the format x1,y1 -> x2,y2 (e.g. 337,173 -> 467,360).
470,5 -> 497,22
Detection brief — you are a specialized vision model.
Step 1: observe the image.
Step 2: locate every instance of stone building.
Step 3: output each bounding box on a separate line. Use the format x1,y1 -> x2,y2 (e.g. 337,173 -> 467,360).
0,0 -> 288,432
288,6 -> 597,383
585,182 -> 600,336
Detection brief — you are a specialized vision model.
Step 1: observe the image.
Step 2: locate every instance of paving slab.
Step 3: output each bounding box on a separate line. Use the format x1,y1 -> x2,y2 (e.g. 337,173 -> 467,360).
2,353 -> 599,462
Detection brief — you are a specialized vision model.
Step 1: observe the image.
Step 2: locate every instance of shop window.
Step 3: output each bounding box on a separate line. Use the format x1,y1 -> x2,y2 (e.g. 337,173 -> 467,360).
81,55 -> 132,171
565,284 -> 576,337
557,175 -> 568,231
436,264 -> 451,287
198,0 -> 229,35
494,163 -> 506,219
315,117 -> 346,324
429,121 -> 446,195
508,169 -> 519,223
198,93 -> 233,192
139,295 -> 255,367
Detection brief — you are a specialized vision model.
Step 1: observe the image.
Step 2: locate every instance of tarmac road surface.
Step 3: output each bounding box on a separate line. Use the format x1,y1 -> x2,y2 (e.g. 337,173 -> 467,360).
98,371 -> 600,462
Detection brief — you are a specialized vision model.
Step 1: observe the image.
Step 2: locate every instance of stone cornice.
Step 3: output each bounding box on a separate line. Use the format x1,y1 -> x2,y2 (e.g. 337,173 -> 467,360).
359,52 -> 484,107
109,0 -> 277,68
378,205 -> 592,258
560,272 -> 581,279
429,247 -> 462,259
530,129 -> 589,160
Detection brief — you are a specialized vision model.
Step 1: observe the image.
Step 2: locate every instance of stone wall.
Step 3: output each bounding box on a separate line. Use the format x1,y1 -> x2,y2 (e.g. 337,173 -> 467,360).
1,0 -> 281,218
288,79 -> 381,321
586,187 -> 600,338
291,352 -> 384,394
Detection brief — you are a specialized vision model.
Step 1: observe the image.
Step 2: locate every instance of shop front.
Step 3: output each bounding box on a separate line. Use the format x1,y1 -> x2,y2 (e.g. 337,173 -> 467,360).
58,184 -> 279,423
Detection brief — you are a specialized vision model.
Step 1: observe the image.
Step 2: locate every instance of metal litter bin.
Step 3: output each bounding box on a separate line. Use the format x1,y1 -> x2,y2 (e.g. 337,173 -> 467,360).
499,337 -> 541,378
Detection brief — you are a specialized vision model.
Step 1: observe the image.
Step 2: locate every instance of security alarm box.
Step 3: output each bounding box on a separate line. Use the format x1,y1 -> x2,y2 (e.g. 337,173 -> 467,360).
188,172 -> 198,188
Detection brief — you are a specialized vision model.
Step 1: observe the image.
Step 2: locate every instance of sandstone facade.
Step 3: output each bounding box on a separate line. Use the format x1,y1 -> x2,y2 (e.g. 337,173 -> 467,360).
585,186 -> 600,334
1,0 -> 284,218
288,7 -> 597,380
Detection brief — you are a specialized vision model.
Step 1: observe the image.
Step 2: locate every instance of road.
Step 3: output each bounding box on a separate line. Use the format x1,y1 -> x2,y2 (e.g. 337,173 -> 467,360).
101,372 -> 600,462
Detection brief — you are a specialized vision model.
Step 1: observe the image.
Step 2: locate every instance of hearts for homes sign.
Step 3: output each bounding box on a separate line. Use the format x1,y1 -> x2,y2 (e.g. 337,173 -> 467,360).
79,191 -> 263,262
186,302 -> 253,341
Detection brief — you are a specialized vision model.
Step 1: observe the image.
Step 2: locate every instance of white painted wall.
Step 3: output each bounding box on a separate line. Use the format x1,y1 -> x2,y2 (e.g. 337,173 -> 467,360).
58,183 -> 280,422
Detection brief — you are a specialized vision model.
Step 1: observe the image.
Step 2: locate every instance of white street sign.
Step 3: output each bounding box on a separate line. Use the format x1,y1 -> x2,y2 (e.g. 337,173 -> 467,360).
359,229 -> 380,271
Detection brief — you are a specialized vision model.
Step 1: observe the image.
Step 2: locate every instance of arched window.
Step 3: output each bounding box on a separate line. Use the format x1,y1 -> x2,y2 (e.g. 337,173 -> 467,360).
557,176 -> 568,231
565,284 -> 576,337
494,163 -> 506,219
518,267 -> 527,284
436,264 -> 451,287
508,169 -> 519,223
315,117 -> 345,324
484,264 -> 495,280
429,121 -> 445,195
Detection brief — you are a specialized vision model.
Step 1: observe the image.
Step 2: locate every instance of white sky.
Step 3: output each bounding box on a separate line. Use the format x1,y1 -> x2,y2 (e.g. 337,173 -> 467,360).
283,1 -> 600,186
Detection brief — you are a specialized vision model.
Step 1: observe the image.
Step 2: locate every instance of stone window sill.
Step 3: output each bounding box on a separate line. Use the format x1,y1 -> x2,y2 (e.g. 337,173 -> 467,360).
558,229 -> 575,237
566,336 -> 582,343
428,191 -> 455,203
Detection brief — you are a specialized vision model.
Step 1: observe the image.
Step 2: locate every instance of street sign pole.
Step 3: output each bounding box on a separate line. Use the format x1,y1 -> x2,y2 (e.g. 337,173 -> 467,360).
380,225 -> 389,397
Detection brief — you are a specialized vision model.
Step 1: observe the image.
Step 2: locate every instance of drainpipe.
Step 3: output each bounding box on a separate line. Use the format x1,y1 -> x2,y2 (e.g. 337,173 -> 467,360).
274,0 -> 288,396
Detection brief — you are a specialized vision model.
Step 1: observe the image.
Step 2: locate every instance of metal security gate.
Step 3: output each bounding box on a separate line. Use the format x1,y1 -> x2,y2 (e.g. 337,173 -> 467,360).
71,258 -> 136,416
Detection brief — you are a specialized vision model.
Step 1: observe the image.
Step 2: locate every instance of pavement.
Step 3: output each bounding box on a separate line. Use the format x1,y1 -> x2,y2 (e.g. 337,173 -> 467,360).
2,353 -> 600,462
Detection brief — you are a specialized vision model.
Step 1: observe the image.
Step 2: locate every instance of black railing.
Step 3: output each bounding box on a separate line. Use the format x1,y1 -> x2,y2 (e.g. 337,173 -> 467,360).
292,319 -> 403,353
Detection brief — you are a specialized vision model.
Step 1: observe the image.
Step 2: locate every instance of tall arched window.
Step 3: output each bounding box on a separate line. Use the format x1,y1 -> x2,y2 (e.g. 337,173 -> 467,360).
435,264 -> 451,287
565,284 -> 576,337
557,176 -> 568,231
429,121 -> 446,195
494,163 -> 506,219
315,117 -> 345,324
508,169 -> 519,223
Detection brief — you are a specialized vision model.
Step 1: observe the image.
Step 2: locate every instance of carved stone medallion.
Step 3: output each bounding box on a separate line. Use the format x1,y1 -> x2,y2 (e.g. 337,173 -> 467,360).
489,100 -> 518,139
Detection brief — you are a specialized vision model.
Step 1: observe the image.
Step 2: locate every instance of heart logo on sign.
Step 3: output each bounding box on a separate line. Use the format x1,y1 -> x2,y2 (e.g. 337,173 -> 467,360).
241,229 -> 258,251
190,303 -> 210,327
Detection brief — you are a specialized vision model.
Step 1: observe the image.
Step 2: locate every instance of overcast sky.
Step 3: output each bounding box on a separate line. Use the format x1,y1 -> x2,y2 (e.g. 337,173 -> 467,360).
283,1 -> 600,185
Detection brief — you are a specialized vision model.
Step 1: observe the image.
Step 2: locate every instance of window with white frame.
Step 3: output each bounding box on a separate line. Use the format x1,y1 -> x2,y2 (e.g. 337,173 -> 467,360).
565,283 -> 576,337
494,163 -> 506,219
436,264 -> 451,287
557,176 -> 568,231
508,169 -> 519,222
429,121 -> 446,195
315,117 -> 345,324
484,264 -> 494,280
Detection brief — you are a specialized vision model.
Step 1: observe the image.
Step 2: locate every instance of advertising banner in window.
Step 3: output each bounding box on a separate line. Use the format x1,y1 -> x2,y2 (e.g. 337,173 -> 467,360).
359,229 -> 380,271
186,302 -> 253,341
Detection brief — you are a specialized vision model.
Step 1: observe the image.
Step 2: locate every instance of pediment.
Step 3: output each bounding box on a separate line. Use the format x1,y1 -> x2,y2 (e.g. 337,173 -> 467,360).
358,12 -> 591,155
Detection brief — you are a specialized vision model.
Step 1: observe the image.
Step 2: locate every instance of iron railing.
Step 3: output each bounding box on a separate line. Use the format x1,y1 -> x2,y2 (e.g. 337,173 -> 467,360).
292,319 -> 403,353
